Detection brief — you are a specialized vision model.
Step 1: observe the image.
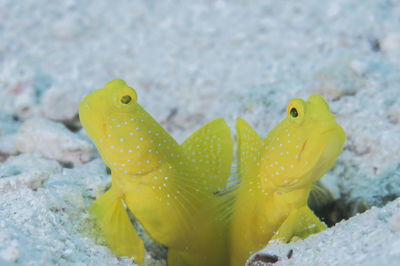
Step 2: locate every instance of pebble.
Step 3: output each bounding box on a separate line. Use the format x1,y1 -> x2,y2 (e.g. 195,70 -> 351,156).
388,99 -> 400,124
366,33 -> 381,52
326,3 -> 341,19
52,17 -> 78,41
0,171 -> 49,192
350,60 -> 368,77
40,85 -> 89,128
2,153 -> 62,175
390,239 -> 400,256
381,32 -> 400,53
0,239 -> 19,262
14,86 -> 38,120
14,118 -> 93,164
389,212 -> 400,232
0,134 -> 18,155
0,154 -> 62,192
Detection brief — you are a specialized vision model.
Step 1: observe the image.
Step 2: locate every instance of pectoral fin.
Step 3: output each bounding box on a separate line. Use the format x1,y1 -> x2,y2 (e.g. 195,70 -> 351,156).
89,187 -> 145,264
292,206 -> 327,239
270,206 -> 327,244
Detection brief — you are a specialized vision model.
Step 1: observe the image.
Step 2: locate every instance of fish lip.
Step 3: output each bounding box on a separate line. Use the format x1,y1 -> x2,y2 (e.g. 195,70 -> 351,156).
80,101 -> 91,111
79,97 -> 94,122
81,92 -> 119,115
80,93 -> 98,111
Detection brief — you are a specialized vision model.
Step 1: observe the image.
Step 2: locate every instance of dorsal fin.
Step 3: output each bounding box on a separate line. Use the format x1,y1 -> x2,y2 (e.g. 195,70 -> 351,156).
213,119 -> 264,229
236,118 -> 263,181
164,118 -> 233,265
181,118 -> 234,191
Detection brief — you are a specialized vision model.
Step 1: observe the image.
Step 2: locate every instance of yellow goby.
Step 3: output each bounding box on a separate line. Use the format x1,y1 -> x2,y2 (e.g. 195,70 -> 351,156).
229,94 -> 345,265
79,79 -> 233,265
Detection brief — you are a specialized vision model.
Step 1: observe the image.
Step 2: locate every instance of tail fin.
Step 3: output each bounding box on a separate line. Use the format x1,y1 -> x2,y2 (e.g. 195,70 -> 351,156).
181,118 -> 234,191
89,187 -> 145,264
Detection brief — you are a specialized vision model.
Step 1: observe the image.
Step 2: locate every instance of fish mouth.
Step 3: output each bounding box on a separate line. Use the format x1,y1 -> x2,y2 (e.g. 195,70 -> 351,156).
297,139 -> 308,161
280,125 -> 345,191
79,91 -> 110,142
297,128 -> 337,157
79,92 -> 98,115
79,96 -> 92,122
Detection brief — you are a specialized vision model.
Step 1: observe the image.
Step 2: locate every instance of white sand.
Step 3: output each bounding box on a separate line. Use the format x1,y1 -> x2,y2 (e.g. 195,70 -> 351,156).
0,0 -> 400,265
249,199 -> 400,266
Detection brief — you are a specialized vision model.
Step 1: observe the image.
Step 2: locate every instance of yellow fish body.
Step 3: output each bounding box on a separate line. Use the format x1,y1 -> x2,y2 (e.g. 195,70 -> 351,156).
79,79 -> 233,265
229,94 -> 345,265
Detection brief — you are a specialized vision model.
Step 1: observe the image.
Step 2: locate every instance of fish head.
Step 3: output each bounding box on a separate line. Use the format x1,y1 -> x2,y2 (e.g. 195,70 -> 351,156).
79,79 -> 137,140
79,79 -> 169,175
260,94 -> 345,191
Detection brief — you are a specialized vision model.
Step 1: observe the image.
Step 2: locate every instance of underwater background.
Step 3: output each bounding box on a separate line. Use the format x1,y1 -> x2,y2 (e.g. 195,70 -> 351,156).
0,0 -> 400,265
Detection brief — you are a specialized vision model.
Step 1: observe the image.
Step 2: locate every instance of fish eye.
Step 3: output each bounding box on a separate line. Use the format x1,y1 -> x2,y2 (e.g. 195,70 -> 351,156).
290,107 -> 298,118
287,99 -> 305,123
121,95 -> 132,104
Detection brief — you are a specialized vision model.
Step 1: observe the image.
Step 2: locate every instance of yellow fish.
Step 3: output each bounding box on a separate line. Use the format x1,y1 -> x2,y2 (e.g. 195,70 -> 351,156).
79,79 -> 233,265
229,94 -> 345,265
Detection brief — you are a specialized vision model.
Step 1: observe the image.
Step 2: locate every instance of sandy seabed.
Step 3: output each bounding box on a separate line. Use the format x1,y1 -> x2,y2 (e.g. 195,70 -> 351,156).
1,0 -> 400,265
